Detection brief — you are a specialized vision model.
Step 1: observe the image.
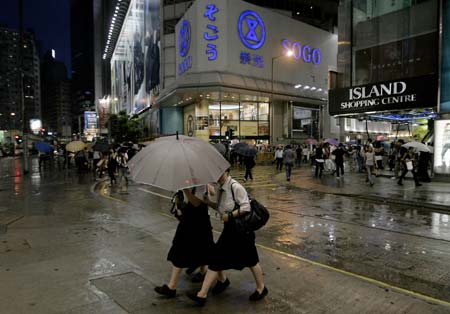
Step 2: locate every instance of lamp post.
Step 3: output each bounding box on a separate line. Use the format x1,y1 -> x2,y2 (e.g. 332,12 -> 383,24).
270,50 -> 293,144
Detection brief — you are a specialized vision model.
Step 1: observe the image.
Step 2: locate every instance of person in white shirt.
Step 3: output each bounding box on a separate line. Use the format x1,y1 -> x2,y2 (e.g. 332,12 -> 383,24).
274,147 -> 284,171
189,169 -> 267,306
365,145 -> 377,186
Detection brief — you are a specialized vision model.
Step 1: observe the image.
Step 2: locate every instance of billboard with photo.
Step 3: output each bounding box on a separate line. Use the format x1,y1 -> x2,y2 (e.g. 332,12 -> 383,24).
111,0 -> 161,115
434,120 -> 450,175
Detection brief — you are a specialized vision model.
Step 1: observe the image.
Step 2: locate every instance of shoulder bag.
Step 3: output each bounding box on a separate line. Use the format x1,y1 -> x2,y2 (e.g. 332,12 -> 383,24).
230,182 -> 270,232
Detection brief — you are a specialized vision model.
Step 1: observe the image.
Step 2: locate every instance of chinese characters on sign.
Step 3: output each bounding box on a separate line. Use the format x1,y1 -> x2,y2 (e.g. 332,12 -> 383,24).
204,4 -> 219,61
240,51 -> 264,68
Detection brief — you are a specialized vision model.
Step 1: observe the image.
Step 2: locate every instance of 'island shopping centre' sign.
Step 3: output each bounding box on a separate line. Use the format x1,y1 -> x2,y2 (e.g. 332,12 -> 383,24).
328,75 -> 438,116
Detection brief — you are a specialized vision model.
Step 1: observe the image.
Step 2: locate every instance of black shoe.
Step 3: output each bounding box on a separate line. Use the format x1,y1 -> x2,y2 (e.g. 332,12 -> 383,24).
186,266 -> 197,275
249,286 -> 268,301
212,278 -> 230,295
187,293 -> 207,306
397,181 -> 403,186
191,272 -> 205,283
154,284 -> 176,298
415,183 -> 422,187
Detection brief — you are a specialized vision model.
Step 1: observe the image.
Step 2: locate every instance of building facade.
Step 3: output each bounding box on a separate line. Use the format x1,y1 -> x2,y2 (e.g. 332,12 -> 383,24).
71,0 -> 96,134
106,0 -> 337,144
327,0 -> 439,143
0,26 -> 41,134
41,52 -> 72,137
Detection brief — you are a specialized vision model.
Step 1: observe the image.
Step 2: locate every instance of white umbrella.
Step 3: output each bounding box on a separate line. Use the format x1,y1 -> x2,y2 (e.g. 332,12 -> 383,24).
402,142 -> 431,152
128,135 -> 230,192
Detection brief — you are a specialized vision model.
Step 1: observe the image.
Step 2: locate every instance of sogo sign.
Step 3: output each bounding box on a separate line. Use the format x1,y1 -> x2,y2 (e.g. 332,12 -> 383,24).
282,39 -> 321,65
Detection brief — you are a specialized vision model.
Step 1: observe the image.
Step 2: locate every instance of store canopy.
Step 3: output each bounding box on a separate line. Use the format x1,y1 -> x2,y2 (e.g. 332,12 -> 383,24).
156,71 -> 327,107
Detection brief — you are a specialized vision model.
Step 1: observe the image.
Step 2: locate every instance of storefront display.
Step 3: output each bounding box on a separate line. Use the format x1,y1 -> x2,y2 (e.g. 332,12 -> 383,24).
434,120 -> 450,175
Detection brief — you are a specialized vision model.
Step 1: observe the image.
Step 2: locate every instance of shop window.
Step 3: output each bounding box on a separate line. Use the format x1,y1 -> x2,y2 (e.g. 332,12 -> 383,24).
258,122 -> 270,136
258,102 -> 269,121
240,102 -> 258,120
208,102 -> 221,136
220,102 -> 239,121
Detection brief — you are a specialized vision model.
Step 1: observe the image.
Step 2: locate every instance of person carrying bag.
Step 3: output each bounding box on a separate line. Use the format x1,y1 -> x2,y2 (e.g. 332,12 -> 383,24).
188,169 -> 268,306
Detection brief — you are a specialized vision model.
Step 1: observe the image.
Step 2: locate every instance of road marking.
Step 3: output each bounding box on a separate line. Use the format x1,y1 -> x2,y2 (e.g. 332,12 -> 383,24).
138,188 -> 172,200
99,181 -> 125,203
96,185 -> 450,308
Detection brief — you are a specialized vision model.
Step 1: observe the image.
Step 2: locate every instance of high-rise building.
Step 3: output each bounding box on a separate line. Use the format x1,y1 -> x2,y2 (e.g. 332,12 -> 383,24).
0,25 -> 41,132
71,0 -> 95,134
41,52 -> 72,137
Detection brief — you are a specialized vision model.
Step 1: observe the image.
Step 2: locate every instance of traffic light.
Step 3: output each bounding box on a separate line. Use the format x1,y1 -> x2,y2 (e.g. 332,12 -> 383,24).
15,135 -> 23,144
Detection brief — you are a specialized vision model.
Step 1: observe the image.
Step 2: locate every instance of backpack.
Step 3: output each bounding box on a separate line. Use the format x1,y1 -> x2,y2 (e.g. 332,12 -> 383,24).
230,181 -> 270,232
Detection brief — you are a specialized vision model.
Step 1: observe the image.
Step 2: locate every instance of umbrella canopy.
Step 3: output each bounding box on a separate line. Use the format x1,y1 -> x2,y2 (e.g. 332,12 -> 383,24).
232,142 -> 250,154
240,146 -> 258,157
213,143 -> 226,156
66,141 -> 86,152
403,142 -> 431,152
324,138 -> 339,146
92,141 -> 110,153
304,138 -> 318,145
35,142 -> 53,153
128,135 -> 230,192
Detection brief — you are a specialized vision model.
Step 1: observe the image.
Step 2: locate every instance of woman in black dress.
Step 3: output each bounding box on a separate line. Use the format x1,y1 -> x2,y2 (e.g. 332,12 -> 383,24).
188,170 -> 267,306
154,187 -> 214,297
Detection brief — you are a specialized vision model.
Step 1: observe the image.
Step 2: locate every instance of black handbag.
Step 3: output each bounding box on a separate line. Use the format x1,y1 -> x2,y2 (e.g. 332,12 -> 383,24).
230,182 -> 270,232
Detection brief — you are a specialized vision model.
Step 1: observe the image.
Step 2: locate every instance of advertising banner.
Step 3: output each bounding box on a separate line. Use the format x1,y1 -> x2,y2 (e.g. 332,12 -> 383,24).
434,120 -> 450,175
84,111 -> 98,130
111,0 -> 161,115
329,75 -> 438,116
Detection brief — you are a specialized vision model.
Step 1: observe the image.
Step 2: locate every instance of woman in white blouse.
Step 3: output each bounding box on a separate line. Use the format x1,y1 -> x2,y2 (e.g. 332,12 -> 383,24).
188,169 -> 268,306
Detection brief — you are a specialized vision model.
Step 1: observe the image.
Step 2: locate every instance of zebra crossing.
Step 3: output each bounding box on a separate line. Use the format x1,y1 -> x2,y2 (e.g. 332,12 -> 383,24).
229,165 -> 281,190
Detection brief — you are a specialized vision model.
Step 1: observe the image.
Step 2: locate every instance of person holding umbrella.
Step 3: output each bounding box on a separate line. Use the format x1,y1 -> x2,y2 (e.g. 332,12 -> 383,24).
154,186 -> 215,298
397,147 -> 422,187
188,169 -> 267,306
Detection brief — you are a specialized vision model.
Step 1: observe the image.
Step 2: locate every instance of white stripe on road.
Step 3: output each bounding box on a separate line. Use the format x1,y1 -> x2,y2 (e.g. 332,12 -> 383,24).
138,187 -> 172,200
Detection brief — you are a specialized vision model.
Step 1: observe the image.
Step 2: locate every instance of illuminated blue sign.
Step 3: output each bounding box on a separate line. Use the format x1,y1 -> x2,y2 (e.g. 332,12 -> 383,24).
240,51 -> 264,68
178,20 -> 191,58
204,4 -> 219,61
282,39 -> 321,65
238,10 -> 266,50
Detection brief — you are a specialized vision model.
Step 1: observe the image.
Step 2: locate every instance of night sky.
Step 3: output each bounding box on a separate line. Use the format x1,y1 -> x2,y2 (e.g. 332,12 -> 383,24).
0,0 -> 72,76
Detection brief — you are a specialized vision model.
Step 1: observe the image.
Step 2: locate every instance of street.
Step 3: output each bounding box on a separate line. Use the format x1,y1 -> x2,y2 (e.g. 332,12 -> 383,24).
1,157 -> 450,313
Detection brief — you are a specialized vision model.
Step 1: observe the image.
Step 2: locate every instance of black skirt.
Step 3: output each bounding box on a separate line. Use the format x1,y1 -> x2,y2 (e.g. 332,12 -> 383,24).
167,202 -> 214,268
209,220 -> 259,271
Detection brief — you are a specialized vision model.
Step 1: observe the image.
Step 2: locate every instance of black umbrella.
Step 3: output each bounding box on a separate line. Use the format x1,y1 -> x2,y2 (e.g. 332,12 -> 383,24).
233,143 -> 257,157
92,141 -> 110,153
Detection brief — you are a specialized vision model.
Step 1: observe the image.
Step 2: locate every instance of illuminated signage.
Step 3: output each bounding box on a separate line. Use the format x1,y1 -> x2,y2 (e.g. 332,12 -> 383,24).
282,39 -> 321,65
179,20 -> 191,58
178,20 -> 192,75
240,51 -> 264,68
238,10 -> 266,50
204,4 -> 219,61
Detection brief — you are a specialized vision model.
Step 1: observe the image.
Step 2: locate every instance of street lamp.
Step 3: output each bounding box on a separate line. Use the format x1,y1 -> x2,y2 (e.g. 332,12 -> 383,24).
270,50 -> 293,144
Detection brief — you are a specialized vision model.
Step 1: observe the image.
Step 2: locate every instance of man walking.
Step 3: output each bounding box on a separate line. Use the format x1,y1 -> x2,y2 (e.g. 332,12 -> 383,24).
332,144 -> 346,179
283,145 -> 296,181
274,147 -> 284,171
397,147 -> 422,187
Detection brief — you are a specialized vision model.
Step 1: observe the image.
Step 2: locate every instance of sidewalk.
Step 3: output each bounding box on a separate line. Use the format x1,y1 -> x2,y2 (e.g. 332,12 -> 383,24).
276,166 -> 450,211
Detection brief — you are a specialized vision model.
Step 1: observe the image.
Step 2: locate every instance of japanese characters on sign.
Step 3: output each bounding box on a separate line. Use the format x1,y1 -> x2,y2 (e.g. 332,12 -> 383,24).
204,4 -> 219,61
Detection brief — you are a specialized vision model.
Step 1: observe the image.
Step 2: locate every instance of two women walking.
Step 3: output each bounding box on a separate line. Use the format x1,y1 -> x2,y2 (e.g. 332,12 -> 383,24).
155,169 -> 268,306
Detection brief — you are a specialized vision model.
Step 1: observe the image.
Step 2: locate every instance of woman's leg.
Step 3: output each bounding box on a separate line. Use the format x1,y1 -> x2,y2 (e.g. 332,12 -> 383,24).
167,266 -> 183,290
250,263 -> 265,292
197,270 -> 219,298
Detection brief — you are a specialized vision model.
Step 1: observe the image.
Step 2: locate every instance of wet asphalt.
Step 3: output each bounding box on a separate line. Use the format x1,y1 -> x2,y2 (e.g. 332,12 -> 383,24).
1,157 -> 450,313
